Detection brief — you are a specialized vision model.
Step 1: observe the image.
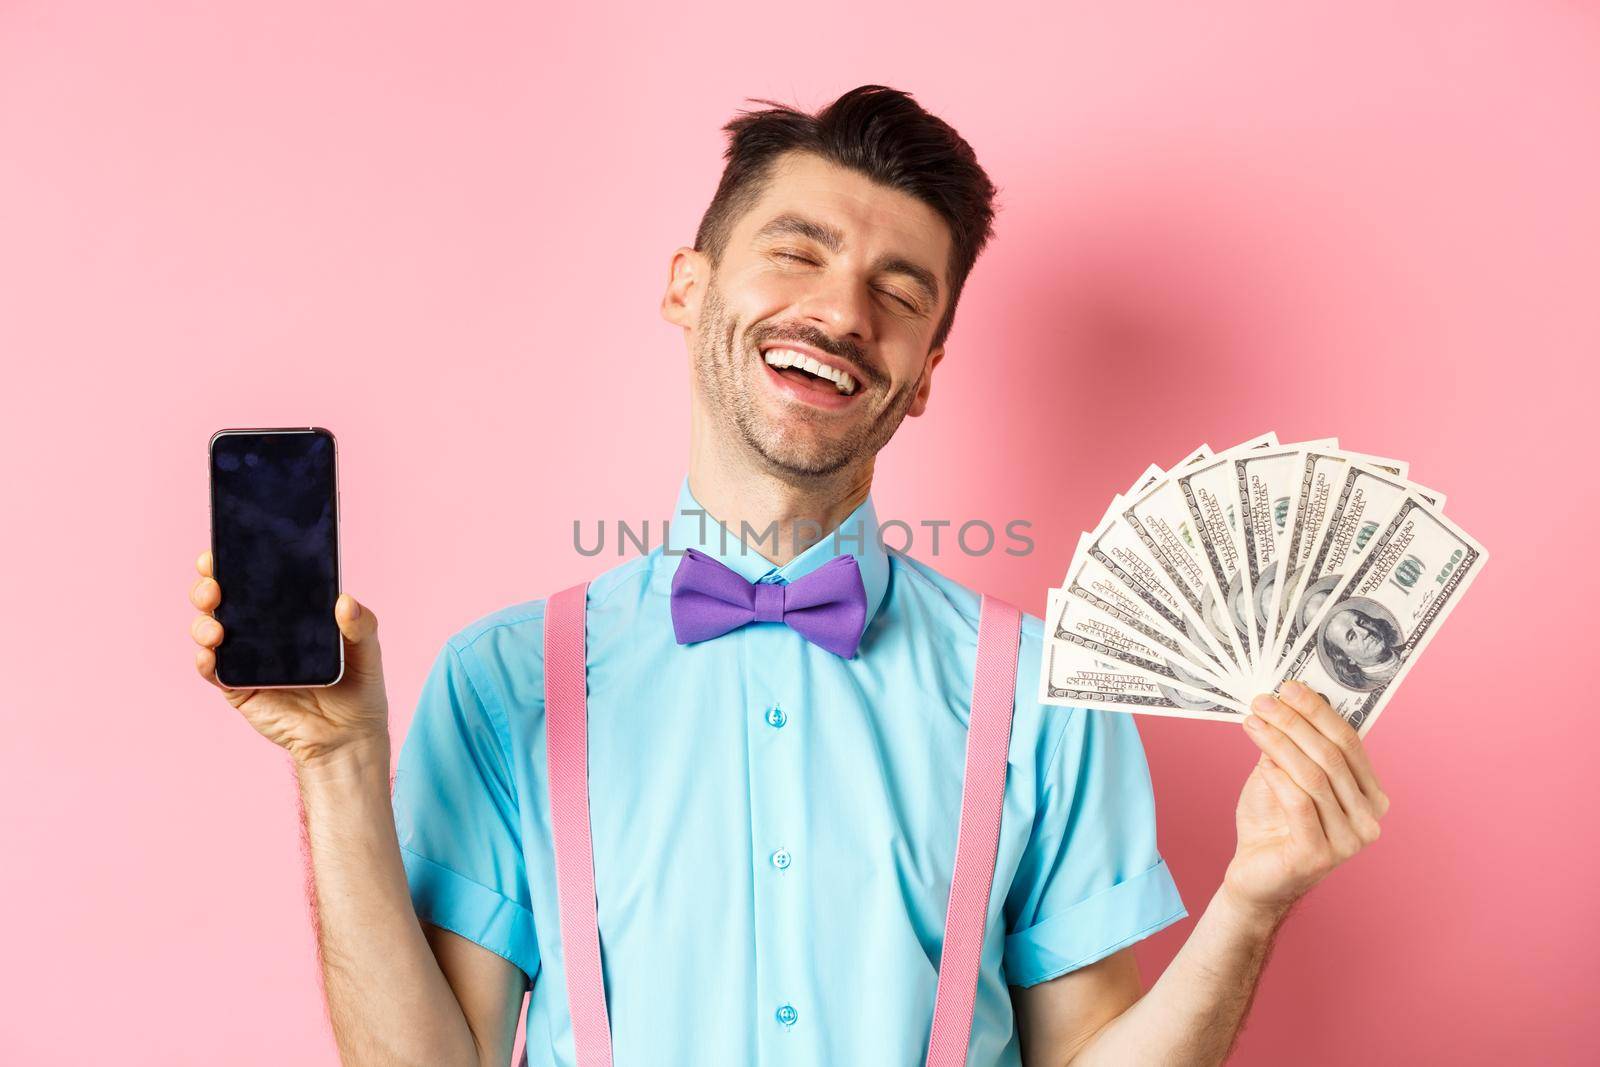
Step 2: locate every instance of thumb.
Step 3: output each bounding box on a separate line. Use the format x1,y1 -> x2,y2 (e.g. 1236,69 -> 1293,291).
335,593 -> 384,677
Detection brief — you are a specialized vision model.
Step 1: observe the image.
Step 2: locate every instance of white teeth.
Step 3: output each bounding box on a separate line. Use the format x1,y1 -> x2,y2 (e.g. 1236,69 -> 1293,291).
762,347 -> 858,396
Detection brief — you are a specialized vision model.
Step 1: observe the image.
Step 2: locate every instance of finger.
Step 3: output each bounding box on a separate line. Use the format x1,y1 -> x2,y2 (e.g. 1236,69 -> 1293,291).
335,593 -> 376,640
1257,756 -> 1325,847
191,612 -> 224,648
196,550 -> 212,578
190,575 -> 220,611
1276,679 -> 1388,815
1252,691 -> 1381,844
194,644 -> 232,691
1243,711 -> 1363,854
334,594 -> 384,680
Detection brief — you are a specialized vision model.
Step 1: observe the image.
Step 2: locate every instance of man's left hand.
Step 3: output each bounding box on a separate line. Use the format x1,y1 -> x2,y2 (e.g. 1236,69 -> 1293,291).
1223,678 -> 1390,919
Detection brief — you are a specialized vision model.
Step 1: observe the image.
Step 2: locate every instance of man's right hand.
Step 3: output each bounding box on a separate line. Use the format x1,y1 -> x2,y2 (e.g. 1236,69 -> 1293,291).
191,551 -> 524,1065
189,549 -> 390,766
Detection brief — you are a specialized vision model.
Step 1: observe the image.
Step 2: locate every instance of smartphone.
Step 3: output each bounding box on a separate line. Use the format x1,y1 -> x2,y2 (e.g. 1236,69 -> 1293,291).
208,427 -> 344,688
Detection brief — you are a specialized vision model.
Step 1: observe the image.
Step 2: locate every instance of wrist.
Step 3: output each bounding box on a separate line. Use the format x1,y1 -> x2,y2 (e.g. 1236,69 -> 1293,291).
294,732 -> 392,794
1214,881 -> 1294,936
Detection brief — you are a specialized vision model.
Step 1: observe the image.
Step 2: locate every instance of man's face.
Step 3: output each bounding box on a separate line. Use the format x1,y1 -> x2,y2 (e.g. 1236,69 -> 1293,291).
667,151 -> 952,479
1328,608 -> 1385,664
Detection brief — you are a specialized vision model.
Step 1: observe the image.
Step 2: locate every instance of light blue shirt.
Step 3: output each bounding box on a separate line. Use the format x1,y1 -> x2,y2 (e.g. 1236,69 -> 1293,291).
393,477 -> 1186,1066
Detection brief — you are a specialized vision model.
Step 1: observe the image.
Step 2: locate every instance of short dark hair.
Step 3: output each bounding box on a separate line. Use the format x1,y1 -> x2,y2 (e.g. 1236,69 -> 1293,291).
693,84 -> 999,352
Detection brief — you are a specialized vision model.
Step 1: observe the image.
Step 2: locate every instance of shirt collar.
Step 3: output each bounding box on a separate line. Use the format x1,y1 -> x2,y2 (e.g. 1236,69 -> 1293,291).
666,475 -> 889,630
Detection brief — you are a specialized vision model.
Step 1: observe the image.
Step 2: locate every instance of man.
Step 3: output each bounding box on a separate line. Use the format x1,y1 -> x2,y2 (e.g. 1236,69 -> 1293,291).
1320,604 -> 1406,690
189,84 -> 1389,1066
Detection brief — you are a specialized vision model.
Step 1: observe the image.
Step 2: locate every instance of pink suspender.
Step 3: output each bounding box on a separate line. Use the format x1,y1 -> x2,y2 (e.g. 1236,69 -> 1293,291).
545,583 -> 614,1067
923,592 -> 1022,1066
544,582 -> 1021,1067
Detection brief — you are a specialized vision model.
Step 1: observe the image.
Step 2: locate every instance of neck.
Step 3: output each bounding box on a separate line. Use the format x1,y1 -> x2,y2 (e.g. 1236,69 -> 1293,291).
687,427 -> 873,568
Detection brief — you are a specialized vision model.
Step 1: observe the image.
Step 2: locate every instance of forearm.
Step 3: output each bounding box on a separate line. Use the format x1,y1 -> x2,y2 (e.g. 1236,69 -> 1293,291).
1067,886 -> 1290,1066
296,737 -> 481,1067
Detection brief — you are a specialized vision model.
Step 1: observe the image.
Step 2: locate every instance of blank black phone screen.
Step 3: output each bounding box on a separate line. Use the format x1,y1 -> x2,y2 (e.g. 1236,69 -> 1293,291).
209,428 -> 342,688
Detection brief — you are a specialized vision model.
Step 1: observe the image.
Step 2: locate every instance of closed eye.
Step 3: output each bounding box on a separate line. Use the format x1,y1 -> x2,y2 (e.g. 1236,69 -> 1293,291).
774,252 -> 918,312
878,288 -> 917,312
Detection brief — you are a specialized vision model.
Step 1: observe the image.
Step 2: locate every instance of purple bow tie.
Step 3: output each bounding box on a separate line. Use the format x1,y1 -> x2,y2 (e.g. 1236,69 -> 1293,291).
670,548 -> 868,658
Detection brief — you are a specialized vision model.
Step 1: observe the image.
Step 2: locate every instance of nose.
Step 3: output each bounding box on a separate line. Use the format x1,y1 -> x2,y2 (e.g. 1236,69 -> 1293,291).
796,271 -> 873,348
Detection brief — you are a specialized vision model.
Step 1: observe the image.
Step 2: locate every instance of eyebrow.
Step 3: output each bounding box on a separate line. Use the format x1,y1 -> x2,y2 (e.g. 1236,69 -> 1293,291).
752,212 -> 941,309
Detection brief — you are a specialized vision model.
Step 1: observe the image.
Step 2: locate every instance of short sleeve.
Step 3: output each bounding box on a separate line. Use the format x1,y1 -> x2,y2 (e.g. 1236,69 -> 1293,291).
1003,707 -> 1187,987
393,639 -> 540,982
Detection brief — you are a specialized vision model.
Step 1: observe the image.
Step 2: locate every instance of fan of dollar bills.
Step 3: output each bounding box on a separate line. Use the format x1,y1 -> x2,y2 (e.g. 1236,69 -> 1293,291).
1037,433 -> 1487,737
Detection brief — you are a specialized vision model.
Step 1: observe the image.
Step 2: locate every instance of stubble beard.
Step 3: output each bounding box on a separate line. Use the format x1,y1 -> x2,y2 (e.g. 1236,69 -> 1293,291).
692,278 -> 923,480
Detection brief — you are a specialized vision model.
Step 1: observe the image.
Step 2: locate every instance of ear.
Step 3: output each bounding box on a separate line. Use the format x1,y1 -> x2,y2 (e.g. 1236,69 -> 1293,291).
661,247 -> 706,329
907,345 -> 946,418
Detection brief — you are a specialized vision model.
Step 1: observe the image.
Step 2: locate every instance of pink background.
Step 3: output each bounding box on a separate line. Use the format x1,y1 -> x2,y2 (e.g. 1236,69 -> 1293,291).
2,2 -> 1595,1063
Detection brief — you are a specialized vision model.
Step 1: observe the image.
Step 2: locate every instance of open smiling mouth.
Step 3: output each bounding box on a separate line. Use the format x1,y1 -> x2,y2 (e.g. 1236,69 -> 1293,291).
760,344 -> 859,396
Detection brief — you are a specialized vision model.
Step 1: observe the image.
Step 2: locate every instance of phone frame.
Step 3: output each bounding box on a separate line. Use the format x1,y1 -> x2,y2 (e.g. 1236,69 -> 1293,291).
207,425 -> 345,689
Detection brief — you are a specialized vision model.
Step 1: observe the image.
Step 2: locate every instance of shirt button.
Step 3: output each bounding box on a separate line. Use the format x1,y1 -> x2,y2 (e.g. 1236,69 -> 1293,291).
765,705 -> 787,728
776,1003 -> 798,1027
770,847 -> 792,870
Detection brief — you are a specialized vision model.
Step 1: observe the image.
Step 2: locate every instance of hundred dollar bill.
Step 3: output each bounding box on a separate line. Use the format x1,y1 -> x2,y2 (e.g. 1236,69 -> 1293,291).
1081,499 -> 1246,681
1276,463 -> 1444,678
1113,438 -> 1273,662
1052,533 -> 1239,692
1254,444 -> 1408,662
1061,543 -> 1239,688
1039,591 -> 1247,722
1272,450 -> 1424,678
1271,495 -> 1487,736
1049,589 -> 1248,711
1113,446 -> 1217,529
1174,452 -> 1268,670
1118,444 -> 1216,518
1121,433 -> 1278,677
1232,440 -> 1339,679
